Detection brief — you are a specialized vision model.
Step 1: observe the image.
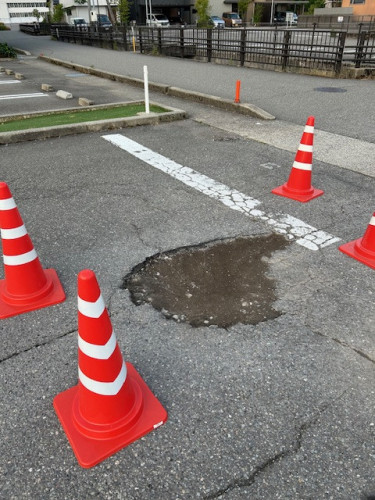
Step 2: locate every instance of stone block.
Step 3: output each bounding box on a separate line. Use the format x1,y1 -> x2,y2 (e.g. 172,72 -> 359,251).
78,97 -> 94,106
15,73 -> 24,80
56,90 -> 73,100
41,83 -> 54,91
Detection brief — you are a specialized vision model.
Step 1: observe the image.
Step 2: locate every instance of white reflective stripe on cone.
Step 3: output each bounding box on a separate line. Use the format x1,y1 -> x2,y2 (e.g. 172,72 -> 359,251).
298,144 -> 313,153
292,160 -> 312,171
304,125 -> 314,134
78,294 -> 105,318
0,197 -> 17,211
78,329 -> 117,360
79,361 -> 127,396
3,248 -> 37,266
1,225 -> 27,239
369,216 -> 375,226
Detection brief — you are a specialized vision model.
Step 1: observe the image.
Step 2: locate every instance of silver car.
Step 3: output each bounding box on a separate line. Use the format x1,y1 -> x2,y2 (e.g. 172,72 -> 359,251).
209,16 -> 225,29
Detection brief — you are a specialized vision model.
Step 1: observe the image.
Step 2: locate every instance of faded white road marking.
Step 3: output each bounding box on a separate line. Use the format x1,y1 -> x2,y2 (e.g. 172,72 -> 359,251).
0,80 -> 21,85
0,93 -> 47,100
102,134 -> 340,251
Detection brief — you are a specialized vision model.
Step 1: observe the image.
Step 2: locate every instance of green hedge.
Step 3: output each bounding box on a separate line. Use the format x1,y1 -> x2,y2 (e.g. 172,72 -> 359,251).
0,43 -> 17,58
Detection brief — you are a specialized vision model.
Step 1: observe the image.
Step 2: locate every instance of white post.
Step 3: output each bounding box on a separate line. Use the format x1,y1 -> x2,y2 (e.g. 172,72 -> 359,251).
144,65 -> 150,114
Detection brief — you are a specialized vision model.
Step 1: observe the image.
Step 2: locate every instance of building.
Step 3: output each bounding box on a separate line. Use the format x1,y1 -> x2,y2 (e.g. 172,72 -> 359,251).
0,0 -> 49,24
210,0 -> 308,23
340,0 -> 375,16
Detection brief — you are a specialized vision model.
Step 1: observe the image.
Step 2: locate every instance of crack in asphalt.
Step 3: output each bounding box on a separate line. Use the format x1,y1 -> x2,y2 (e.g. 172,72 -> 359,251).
309,327 -> 375,366
0,328 -> 76,363
203,398 -> 342,499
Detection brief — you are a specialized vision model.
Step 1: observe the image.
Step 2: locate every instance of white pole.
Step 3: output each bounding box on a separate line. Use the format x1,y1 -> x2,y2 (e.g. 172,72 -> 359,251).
144,65 -> 150,114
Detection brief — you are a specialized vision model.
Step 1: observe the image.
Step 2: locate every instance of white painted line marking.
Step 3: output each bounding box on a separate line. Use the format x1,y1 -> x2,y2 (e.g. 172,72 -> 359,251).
102,134 -> 340,251
0,80 -> 21,85
0,93 -> 48,100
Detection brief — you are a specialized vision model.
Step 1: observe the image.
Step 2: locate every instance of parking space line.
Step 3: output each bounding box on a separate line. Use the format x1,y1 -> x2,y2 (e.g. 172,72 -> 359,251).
0,80 -> 21,85
102,134 -> 340,251
0,93 -> 48,100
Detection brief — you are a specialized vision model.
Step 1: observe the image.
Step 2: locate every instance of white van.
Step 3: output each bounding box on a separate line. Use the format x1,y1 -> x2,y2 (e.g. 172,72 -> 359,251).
146,13 -> 170,27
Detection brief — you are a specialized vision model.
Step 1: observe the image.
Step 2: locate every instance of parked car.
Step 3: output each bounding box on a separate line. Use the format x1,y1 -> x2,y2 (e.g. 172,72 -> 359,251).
222,12 -> 242,27
274,12 -> 298,25
146,13 -> 170,27
90,13 -> 112,30
71,18 -> 88,30
209,16 -> 225,29
169,16 -> 186,27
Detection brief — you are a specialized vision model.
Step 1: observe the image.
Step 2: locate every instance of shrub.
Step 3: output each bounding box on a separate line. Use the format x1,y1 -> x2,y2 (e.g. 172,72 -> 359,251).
0,22 -> 10,31
0,43 -> 17,58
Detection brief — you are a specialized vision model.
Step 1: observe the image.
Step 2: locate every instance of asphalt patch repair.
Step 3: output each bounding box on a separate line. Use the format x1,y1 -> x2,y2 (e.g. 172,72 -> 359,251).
123,234 -> 289,328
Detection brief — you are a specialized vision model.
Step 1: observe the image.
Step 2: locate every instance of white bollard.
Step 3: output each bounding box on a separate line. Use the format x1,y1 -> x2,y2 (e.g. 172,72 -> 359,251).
143,65 -> 150,114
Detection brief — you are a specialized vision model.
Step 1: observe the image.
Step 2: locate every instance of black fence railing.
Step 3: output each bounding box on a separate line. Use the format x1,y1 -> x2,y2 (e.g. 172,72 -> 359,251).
19,22 -> 51,35
25,24 -> 375,74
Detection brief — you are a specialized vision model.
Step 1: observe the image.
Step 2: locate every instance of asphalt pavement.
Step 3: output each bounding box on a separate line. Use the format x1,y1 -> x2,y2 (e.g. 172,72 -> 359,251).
1,28 -> 375,143
0,27 -> 374,500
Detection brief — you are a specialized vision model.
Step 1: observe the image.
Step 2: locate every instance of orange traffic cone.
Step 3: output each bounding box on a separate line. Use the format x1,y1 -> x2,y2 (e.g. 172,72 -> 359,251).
54,269 -> 167,468
0,182 -> 65,318
272,116 -> 324,202
339,212 -> 375,269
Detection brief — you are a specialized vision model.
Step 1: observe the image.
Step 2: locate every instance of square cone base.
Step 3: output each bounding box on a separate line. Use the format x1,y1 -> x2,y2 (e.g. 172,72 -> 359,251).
272,185 -> 324,203
339,239 -> 375,270
53,362 -> 168,468
0,268 -> 65,319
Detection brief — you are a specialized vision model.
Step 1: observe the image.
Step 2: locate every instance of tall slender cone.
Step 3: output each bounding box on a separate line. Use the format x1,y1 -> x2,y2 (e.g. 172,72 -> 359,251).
271,116 -> 324,202
54,269 -> 167,468
339,212 -> 375,269
0,182 -> 65,318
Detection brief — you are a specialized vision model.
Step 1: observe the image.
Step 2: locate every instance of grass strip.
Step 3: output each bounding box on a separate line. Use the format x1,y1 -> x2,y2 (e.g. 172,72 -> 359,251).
0,104 -> 167,132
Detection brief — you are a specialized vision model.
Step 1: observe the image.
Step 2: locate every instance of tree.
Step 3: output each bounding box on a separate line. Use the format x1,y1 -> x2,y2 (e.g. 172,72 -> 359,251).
32,8 -> 41,21
195,0 -> 210,27
118,0 -> 131,25
307,0 -> 325,14
253,4 -> 263,24
52,4 -> 65,23
238,0 -> 251,22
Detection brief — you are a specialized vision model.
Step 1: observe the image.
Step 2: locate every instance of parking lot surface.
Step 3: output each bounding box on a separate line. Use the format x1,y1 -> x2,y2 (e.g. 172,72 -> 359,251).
0,41 -> 374,500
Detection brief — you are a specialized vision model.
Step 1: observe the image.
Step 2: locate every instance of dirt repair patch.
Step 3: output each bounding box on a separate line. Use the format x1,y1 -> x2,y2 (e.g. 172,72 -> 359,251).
123,234 -> 289,328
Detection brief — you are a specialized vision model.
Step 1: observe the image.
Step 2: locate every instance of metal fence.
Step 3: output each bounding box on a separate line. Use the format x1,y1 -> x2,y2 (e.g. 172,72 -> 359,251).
296,15 -> 375,31
19,22 -> 51,35
42,25 -> 375,73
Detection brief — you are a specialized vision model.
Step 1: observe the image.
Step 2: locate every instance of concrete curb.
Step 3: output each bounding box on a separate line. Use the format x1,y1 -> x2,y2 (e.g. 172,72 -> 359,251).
0,101 -> 186,145
39,55 -> 275,121
15,48 -> 32,56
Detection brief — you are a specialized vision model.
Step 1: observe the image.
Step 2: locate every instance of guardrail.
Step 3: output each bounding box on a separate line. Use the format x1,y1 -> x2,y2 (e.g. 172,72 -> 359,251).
19,23 -> 51,35
24,24 -> 375,74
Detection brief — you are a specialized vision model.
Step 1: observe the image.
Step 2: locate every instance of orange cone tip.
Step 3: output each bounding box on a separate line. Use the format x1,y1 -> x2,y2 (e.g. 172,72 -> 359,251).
339,212 -> 375,269
54,269 -> 167,468
272,116 -> 324,202
0,182 -> 65,318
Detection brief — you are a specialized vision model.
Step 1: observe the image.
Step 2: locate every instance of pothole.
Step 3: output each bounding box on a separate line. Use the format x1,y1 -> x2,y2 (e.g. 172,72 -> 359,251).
123,234 -> 289,328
